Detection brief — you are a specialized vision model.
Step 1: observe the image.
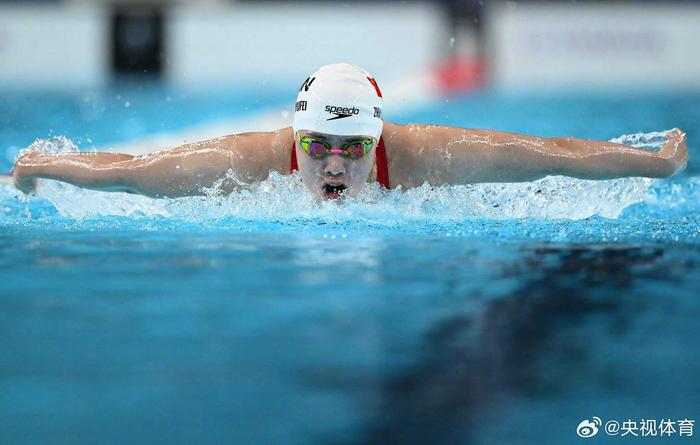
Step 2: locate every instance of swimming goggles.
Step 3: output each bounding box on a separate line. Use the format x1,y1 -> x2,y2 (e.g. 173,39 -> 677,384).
296,131 -> 376,160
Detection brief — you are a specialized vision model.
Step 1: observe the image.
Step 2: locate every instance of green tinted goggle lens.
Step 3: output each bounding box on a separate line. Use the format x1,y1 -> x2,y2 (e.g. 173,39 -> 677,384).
297,134 -> 375,160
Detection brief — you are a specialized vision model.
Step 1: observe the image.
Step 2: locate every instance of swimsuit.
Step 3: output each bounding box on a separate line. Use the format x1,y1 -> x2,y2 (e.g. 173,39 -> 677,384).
290,137 -> 390,188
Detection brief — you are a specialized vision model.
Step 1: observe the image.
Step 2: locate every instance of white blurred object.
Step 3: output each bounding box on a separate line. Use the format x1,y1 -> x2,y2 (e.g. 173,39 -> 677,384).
0,5 -> 108,88
487,2 -> 700,90
0,2 -> 449,90
166,3 -> 448,88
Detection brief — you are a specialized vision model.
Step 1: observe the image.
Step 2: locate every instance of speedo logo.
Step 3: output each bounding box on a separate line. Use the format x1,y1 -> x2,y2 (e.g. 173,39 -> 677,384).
325,105 -> 359,121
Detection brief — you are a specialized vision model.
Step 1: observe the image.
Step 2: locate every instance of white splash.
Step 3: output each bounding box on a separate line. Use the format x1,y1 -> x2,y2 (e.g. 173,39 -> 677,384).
14,133 -> 666,221
610,130 -> 670,151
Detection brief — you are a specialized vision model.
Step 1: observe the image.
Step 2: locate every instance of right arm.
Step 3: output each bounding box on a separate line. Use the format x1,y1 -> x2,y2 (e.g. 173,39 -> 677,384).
12,128 -> 293,198
383,123 -> 687,187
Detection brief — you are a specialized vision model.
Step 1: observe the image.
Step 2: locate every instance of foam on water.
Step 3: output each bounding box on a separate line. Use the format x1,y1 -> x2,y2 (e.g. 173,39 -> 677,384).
29,170 -> 653,221
609,130 -> 669,150
2,130 -> 695,233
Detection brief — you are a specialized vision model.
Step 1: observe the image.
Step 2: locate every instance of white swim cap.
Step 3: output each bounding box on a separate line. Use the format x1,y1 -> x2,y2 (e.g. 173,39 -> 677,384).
292,63 -> 383,140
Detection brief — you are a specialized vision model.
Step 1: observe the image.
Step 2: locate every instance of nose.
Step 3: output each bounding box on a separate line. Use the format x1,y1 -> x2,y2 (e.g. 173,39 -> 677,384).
324,155 -> 346,177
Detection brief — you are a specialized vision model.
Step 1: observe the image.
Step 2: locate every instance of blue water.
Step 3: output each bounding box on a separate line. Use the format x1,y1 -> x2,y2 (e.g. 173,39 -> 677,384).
1,87 -> 699,444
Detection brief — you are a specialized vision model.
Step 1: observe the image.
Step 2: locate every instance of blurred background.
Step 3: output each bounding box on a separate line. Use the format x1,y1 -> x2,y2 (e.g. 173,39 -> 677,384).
2,0 -> 699,164
3,0 -> 700,90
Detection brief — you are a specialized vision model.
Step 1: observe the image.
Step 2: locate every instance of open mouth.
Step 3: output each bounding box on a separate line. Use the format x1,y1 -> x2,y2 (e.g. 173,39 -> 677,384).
322,183 -> 347,199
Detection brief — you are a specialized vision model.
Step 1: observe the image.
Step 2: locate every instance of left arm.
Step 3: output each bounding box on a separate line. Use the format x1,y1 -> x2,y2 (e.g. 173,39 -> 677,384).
382,123 -> 688,188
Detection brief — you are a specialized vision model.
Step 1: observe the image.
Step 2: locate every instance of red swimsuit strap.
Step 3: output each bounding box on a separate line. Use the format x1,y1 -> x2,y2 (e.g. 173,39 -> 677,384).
374,137 -> 390,189
290,137 -> 390,189
290,141 -> 298,172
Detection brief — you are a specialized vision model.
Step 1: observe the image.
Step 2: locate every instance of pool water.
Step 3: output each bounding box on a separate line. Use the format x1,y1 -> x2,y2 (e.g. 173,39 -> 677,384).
1,87 -> 699,444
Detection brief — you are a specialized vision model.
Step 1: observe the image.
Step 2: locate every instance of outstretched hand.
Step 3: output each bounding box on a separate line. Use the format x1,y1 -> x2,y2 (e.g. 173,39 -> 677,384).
12,150 -> 39,195
660,129 -> 688,176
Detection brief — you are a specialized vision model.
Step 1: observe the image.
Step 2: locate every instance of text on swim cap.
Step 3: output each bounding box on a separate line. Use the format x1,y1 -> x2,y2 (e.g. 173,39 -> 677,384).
299,77 -> 315,92
325,105 -> 359,116
295,101 -> 307,112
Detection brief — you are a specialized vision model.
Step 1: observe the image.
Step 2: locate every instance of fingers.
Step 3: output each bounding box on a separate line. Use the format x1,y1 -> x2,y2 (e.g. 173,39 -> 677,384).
670,128 -> 687,146
13,176 -> 37,195
11,150 -> 40,195
677,133 -> 689,171
661,129 -> 686,154
11,162 -> 37,195
661,128 -> 689,175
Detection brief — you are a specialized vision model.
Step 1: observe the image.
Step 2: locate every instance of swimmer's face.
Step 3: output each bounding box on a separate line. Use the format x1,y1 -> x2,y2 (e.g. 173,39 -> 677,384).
295,130 -> 376,200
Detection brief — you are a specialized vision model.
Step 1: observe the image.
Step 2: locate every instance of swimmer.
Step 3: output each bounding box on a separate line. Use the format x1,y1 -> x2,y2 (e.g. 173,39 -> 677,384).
11,63 -> 688,201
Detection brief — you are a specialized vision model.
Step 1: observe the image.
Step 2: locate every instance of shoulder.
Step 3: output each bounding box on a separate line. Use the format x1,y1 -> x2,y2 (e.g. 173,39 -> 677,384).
382,123 -> 495,156
379,122 -> 486,188
221,127 -> 293,150
381,122 -> 444,158
380,122 -> 426,187
381,122 -> 446,155
220,127 -> 293,175
381,122 -> 415,160
269,127 -> 294,174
